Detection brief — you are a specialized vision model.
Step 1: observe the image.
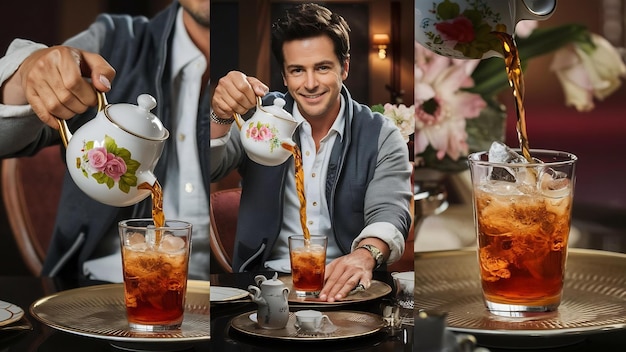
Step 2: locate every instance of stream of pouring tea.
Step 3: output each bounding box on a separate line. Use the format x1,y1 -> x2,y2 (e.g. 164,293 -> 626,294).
281,142 -> 312,243
494,32 -> 533,163
138,180 -> 165,245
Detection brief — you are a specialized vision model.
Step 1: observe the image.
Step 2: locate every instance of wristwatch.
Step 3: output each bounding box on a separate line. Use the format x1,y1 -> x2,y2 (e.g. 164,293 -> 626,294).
210,110 -> 235,125
356,244 -> 384,269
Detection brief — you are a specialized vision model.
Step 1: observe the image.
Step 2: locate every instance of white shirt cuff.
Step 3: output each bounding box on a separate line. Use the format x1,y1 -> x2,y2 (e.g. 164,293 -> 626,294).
351,222 -> 406,264
209,130 -> 231,147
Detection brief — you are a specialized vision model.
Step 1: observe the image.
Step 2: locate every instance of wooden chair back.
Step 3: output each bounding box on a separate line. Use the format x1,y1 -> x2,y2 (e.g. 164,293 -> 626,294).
209,187 -> 242,273
1,146 -> 65,275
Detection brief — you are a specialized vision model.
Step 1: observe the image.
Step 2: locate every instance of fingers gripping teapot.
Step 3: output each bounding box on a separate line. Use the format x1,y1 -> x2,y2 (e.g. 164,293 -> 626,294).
248,272 -> 290,329
233,96 -> 299,166
415,0 -> 557,59
59,91 -> 169,207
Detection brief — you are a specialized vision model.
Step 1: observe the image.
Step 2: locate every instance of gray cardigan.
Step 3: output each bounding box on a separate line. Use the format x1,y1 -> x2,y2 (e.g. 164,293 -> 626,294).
0,1 -> 212,281
211,87 -> 412,272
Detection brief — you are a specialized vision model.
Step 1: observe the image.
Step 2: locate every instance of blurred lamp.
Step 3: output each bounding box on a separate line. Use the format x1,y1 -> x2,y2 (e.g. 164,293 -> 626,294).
372,34 -> 390,59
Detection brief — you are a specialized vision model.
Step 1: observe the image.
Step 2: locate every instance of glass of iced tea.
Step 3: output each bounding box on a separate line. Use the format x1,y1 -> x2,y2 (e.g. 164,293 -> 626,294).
119,219 -> 192,331
468,149 -> 577,314
288,235 -> 327,297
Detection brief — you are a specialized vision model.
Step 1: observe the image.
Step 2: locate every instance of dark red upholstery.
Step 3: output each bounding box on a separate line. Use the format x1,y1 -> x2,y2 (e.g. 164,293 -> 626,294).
1,146 -> 65,276
209,188 -> 242,273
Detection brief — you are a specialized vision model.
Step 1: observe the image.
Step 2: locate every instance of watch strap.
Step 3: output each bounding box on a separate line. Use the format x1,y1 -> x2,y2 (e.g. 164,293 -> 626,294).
356,244 -> 384,269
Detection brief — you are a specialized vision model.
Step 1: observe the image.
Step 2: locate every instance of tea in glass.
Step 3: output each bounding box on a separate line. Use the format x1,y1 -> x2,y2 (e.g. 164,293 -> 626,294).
469,148 -> 576,314
288,235 -> 327,297
119,219 -> 192,331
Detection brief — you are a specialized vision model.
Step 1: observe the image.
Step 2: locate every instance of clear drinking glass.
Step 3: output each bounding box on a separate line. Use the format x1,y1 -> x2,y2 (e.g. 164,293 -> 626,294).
288,235 -> 327,297
119,219 -> 192,331
468,149 -> 577,314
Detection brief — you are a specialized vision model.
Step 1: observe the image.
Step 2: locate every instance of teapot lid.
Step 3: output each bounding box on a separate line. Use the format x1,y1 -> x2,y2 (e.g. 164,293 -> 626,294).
259,97 -> 294,121
105,94 -> 169,140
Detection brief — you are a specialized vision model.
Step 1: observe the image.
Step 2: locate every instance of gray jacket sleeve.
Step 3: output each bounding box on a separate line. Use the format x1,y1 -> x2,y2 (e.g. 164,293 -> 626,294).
0,21 -> 108,157
355,118 -> 413,263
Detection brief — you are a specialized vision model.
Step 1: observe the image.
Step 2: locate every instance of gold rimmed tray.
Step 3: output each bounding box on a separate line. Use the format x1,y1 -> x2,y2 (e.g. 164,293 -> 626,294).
30,280 -> 210,350
230,310 -> 384,341
415,248 -> 626,347
278,276 -> 392,305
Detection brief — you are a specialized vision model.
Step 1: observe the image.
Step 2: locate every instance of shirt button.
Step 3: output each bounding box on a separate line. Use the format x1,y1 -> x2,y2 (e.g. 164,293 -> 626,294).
308,221 -> 313,225
185,183 -> 194,193
178,133 -> 186,141
311,173 -> 316,178
305,151 -> 310,156
312,201 -> 318,206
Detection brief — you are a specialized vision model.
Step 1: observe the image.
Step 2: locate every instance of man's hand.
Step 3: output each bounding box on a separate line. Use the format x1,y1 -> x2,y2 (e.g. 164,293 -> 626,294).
211,71 -> 268,117
5,46 -> 115,129
318,249 -> 375,303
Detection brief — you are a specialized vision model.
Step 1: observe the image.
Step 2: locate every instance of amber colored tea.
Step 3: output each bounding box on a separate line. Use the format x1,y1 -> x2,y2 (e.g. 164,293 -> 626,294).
281,142 -> 311,241
119,219 -> 191,331
474,180 -> 572,309
289,235 -> 327,296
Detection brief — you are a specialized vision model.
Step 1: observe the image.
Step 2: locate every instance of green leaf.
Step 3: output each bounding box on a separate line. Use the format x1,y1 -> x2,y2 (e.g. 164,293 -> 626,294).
437,0 -> 459,20
92,172 -> 111,187
119,179 -> 131,193
371,104 -> 384,113
120,173 -> 138,187
85,141 -> 94,150
104,135 -> 118,153
125,158 -> 141,174
116,147 -> 132,161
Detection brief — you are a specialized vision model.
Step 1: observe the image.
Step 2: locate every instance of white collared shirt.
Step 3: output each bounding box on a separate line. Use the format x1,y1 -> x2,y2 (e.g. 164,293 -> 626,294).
83,8 -> 210,282
164,7 -> 210,280
264,97 -> 346,272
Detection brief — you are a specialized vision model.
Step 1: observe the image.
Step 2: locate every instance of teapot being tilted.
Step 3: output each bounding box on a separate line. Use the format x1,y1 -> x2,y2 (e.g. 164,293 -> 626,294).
248,272 -> 290,329
59,91 -> 169,207
414,0 -> 557,59
233,96 -> 299,166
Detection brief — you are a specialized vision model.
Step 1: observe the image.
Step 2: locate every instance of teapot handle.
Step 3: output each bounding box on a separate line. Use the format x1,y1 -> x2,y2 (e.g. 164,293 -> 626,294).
232,96 -> 263,130
58,90 -> 108,148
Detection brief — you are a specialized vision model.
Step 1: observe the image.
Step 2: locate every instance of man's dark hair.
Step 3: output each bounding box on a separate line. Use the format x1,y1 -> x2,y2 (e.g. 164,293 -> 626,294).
271,3 -> 351,71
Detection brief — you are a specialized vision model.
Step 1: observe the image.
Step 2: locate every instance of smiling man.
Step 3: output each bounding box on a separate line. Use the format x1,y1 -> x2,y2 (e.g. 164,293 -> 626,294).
210,3 -> 412,302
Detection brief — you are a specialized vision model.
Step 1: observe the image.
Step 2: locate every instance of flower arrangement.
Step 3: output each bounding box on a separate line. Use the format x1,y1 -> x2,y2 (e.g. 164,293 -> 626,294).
245,121 -> 281,152
378,21 -> 626,172
77,135 -> 140,193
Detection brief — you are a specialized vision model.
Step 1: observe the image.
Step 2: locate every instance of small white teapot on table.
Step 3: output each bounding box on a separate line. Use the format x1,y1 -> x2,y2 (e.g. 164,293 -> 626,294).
59,91 -> 169,207
248,272 -> 290,329
233,96 -> 299,166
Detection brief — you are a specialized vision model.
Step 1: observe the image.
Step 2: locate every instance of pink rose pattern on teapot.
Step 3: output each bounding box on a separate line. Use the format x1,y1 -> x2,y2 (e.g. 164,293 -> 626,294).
245,121 -> 281,153
420,0 -> 505,59
76,135 -> 141,193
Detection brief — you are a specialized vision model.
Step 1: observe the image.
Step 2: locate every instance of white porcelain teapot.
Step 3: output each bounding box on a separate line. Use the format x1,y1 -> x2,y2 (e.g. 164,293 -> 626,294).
415,0 -> 557,59
59,91 -> 169,207
233,96 -> 299,166
248,272 -> 290,329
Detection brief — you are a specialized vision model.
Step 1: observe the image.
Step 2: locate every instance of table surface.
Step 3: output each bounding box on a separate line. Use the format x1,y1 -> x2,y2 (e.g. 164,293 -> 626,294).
1,253 -> 624,351
0,272 -> 411,352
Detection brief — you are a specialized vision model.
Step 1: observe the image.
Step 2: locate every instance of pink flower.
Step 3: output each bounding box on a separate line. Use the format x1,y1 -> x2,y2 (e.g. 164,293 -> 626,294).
103,155 -> 127,181
435,16 -> 475,44
257,125 -> 273,141
247,126 -> 260,140
87,147 -> 108,171
550,33 -> 626,112
414,41 -> 486,160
